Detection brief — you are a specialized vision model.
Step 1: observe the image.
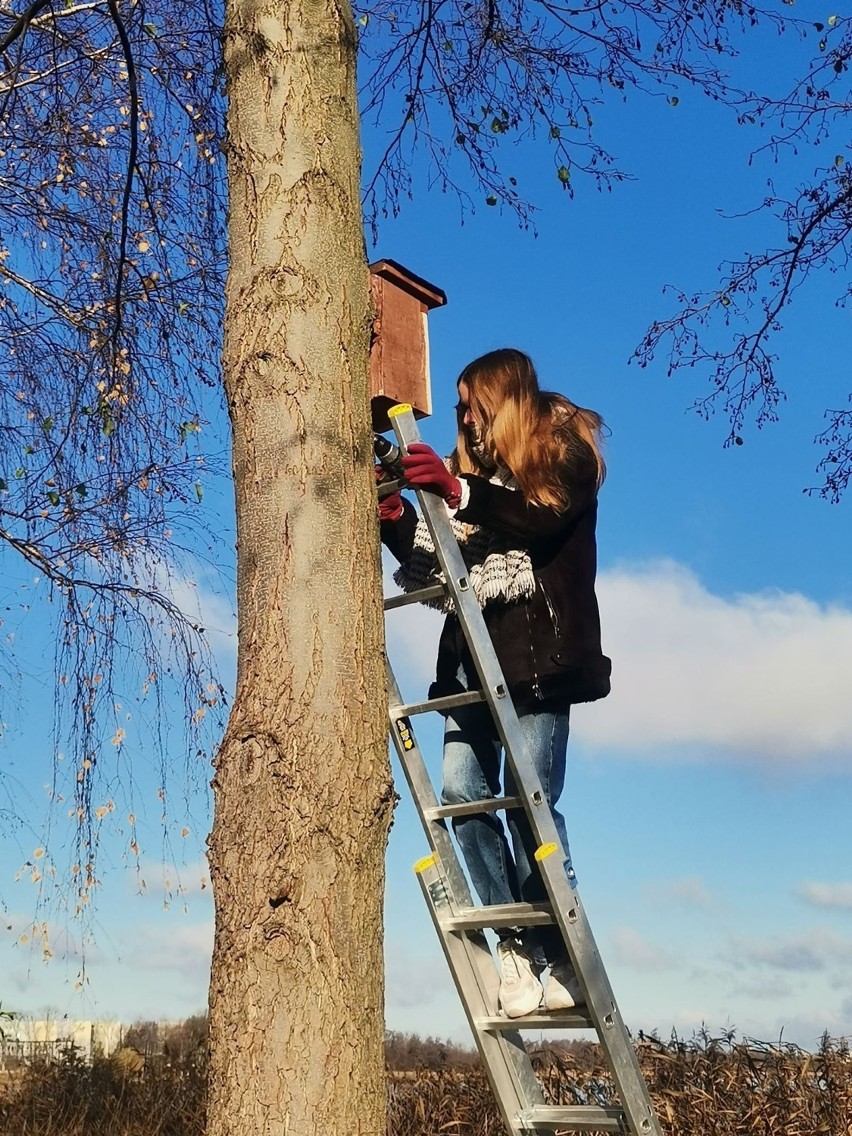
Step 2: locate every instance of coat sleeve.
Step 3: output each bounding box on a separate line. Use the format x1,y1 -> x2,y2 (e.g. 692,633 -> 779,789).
379,496 -> 418,563
455,471 -> 596,542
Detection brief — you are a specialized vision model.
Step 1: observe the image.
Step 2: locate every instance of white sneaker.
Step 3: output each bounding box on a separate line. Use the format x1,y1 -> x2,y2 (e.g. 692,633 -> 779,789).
544,961 -> 585,1011
497,939 -> 543,1018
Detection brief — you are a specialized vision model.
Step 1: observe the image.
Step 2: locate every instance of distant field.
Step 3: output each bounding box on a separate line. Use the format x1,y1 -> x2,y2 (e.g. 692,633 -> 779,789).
1,1031 -> 850,1134
387,1036 -> 852,1136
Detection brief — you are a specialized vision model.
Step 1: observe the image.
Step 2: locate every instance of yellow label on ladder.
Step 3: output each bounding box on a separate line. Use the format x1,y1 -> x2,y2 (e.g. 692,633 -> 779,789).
534,842 -> 559,861
396,717 -> 415,751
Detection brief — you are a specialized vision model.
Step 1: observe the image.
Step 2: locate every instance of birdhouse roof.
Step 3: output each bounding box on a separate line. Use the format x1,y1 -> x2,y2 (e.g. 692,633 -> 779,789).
369,259 -> 447,310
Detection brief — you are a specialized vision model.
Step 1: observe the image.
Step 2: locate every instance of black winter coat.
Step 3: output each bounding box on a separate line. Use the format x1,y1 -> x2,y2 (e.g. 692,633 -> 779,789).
381,449 -> 611,712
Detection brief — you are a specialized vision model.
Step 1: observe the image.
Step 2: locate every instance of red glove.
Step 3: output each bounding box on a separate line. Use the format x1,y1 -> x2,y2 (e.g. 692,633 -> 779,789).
400,443 -> 462,508
376,466 -> 404,522
379,491 -> 404,522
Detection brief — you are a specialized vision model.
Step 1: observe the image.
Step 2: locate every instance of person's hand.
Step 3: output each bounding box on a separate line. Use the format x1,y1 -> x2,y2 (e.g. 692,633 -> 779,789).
400,443 -> 462,507
376,466 -> 404,522
378,490 -> 404,522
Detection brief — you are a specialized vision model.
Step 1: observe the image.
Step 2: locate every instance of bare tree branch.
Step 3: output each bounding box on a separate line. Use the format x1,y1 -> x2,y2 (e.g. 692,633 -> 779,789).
0,0 -> 53,54
636,170 -> 852,499
105,0 -> 138,359
0,0 -> 228,908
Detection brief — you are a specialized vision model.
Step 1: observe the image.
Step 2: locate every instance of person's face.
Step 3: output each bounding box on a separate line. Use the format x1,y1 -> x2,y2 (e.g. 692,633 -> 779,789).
457,380 -> 478,430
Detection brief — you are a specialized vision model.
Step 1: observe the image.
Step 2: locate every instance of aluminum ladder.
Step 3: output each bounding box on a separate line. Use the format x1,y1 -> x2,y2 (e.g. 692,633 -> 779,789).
381,404 -> 663,1136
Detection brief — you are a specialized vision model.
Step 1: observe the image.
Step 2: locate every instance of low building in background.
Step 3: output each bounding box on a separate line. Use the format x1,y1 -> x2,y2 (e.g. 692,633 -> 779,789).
0,1019 -> 174,1067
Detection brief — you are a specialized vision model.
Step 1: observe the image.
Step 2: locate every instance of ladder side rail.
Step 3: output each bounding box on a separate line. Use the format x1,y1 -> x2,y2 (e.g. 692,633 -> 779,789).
387,662 -> 546,1130
389,407 -> 662,1136
387,661 -> 471,905
415,856 -> 546,1135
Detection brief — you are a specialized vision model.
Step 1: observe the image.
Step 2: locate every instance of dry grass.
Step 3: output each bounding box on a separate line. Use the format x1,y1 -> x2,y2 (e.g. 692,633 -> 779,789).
387,1031 -> 852,1136
1,1029 -> 850,1135
638,1030 -> 852,1136
0,1047 -> 206,1136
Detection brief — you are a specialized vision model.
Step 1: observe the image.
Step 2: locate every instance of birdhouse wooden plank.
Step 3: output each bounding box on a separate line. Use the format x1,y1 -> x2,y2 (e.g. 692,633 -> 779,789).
369,259 -> 446,433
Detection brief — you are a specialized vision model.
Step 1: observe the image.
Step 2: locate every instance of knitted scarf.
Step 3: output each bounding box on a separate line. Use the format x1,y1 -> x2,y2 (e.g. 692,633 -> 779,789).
392,465 -> 535,613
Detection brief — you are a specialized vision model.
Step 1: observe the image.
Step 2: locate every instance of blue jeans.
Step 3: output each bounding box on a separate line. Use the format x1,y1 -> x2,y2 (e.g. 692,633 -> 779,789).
441,700 -> 573,964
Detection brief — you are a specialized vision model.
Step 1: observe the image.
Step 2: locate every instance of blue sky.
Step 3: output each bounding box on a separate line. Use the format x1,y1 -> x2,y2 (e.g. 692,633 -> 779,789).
2,19 -> 851,1051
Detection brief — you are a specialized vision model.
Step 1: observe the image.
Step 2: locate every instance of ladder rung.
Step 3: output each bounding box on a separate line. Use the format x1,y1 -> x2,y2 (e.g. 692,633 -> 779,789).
442,902 -> 553,931
425,795 -> 524,820
477,1010 -> 593,1030
391,690 -> 485,717
521,1104 -> 627,1132
384,583 -> 447,610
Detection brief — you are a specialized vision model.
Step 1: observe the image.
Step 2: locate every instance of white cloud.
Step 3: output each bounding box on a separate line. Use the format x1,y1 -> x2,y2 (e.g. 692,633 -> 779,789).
647,875 -> 714,908
795,881 -> 852,911
730,976 -> 794,1001
385,940 -> 455,1009
386,557 -> 852,767
1,913 -> 214,1022
578,561 -> 852,766
2,911 -> 93,966
732,927 -> 852,973
120,920 -> 213,979
609,926 -> 676,971
166,574 -> 236,679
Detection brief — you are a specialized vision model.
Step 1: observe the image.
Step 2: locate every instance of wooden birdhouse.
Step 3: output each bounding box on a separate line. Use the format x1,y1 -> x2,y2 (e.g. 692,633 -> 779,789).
369,259 -> 446,433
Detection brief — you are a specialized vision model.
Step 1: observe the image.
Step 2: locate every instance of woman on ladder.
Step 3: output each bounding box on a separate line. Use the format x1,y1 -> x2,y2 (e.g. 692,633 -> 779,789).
379,347 -> 611,1019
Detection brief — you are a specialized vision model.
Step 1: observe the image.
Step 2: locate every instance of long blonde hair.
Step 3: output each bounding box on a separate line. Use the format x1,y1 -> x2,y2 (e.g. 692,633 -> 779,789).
450,348 -> 606,510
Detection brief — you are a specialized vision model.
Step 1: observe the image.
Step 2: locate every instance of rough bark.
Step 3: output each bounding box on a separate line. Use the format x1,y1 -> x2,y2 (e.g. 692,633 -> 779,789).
208,3 -> 392,1134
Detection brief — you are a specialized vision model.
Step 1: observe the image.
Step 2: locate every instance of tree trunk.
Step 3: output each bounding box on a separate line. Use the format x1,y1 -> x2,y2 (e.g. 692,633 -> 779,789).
208,4 -> 392,1134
